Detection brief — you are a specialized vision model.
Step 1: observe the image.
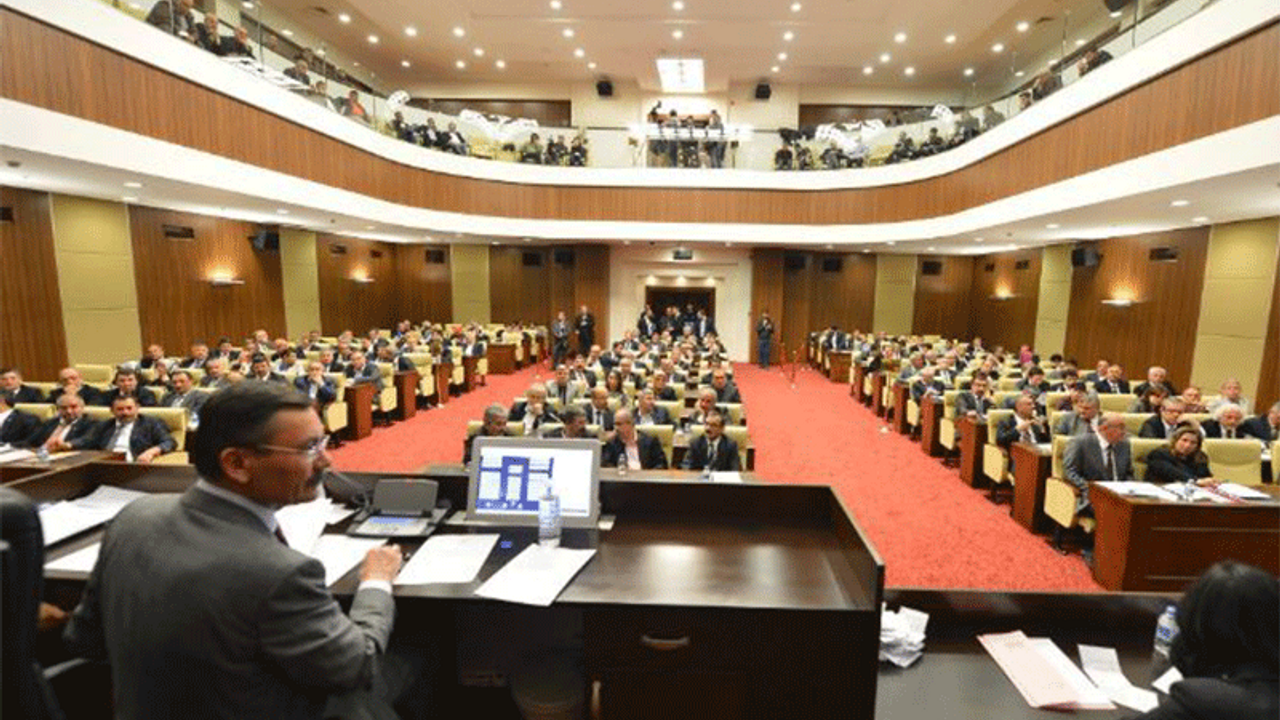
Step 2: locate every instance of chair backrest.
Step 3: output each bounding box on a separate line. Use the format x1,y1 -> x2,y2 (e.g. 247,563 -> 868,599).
15,403 -> 56,422
466,420 -> 483,436
1129,438 -> 1167,482
324,373 -> 348,402
720,403 -> 744,425
1121,413 -> 1151,436
996,377 -> 1022,392
139,407 -> 189,451
655,400 -> 681,419
638,424 -> 675,465
83,406 -> 113,423
1098,394 -> 1136,412
992,391 -> 1020,408
28,381 -> 59,398
941,390 -> 959,419
1045,392 -> 1069,412
75,364 -> 115,384
986,409 -> 1014,440
1050,434 -> 1071,478
723,426 -> 750,469
0,487 -> 55,720
1203,439 -> 1264,485
505,421 -> 527,437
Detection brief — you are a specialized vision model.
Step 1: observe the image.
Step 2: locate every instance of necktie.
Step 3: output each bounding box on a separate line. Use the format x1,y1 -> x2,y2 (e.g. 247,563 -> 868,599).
1105,445 -> 1116,482
108,422 -> 128,451
708,439 -> 718,466
50,421 -> 72,446
273,526 -> 289,546
1226,428 -> 1235,439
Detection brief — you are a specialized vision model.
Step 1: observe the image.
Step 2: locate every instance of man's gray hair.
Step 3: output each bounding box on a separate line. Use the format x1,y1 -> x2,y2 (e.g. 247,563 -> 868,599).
484,404 -> 509,423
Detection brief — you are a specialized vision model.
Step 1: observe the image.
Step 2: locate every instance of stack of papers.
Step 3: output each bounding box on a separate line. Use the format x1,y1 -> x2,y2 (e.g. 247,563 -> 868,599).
1214,483 -> 1271,501
39,485 -> 149,546
1079,645 -> 1159,712
396,534 -> 499,585
709,471 -> 743,484
978,631 -> 1115,710
1096,482 -> 1179,501
45,542 -> 102,572
474,544 -> 596,606
0,447 -> 37,464
880,605 -> 929,668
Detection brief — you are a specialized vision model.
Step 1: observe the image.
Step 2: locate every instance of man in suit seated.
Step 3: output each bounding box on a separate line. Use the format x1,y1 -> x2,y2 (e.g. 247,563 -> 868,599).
1132,365 -> 1178,399
180,343 -> 210,370
602,408 -> 668,470
709,369 -> 741,404
200,358 -> 233,389
568,355 -> 598,390
543,405 -> 593,440
954,374 -> 995,420
1055,393 -> 1102,437
343,351 -> 382,391
682,411 -> 741,472
317,348 -> 344,374
1084,360 -> 1109,384
48,367 -> 101,406
584,386 -> 616,435
633,388 -> 673,426
1063,413 -> 1133,518
159,370 -> 208,429
375,345 -> 415,373
138,344 -> 170,371
24,392 -> 99,451
0,392 -> 40,445
1139,398 -> 1186,439
98,367 -> 158,407
463,404 -> 509,465
996,395 -> 1050,473
509,385 -> 560,436
274,347 -> 304,377
650,371 -> 678,401
615,357 -> 646,391
294,361 -> 337,406
0,366 -> 44,404
686,388 -> 723,428
545,365 -> 585,406
244,354 -> 287,384
1203,403 -> 1261,440
76,395 -> 175,463
65,382 -> 409,719
1095,364 -> 1130,394
898,354 -> 925,381
1208,377 -> 1252,416
909,367 -> 946,404
1017,366 -> 1053,396
1241,401 -> 1280,443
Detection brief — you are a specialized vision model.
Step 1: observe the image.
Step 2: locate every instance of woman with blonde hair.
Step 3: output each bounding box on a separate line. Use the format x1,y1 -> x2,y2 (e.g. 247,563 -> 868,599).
1144,424 -> 1215,485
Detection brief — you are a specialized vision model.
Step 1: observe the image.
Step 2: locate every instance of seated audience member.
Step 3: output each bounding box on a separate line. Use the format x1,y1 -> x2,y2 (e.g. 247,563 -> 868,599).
138,344 -> 169,371
159,370 -> 207,428
283,57 -> 311,86
686,388 -> 721,428
519,133 -> 545,164
390,111 -> 412,142
1095,364 -> 1130,394
997,395 -> 1051,472
275,348 -> 303,376
0,392 -> 39,445
1208,378 -> 1251,415
650,371 -> 677,401
1129,384 -> 1171,414
544,405 -> 591,440
1063,413 -> 1133,517
1018,366 -> 1053,395
24,393 -> 99,451
1129,561 -> 1277,720
509,385 -> 560,435
1085,359 -> 1109,383
294,361 -> 337,405
1202,403 -> 1265,440
1030,70 -> 1061,101
1145,426 -> 1216,485
0,366 -> 44,404
602,409 -> 668,470
310,80 -> 340,112
568,136 -> 588,166
910,367 -> 945,404
1077,48 -> 1113,77
211,337 -> 241,363
99,367 -> 158,407
709,369 -> 741,404
545,135 -> 568,165
1241,402 -> 1280,443
898,354 -> 926,380
545,365 -> 584,406
341,90 -> 368,122
375,345 -> 414,373
195,12 -> 222,54
954,374 -> 995,420
145,0 -> 196,39
181,343 -> 211,369
774,143 -> 794,170
343,351 -> 382,390
584,386 -> 616,432
64,383 -> 408,718
77,395 -> 175,463
1133,365 -> 1178,399
1056,394 -> 1102,437
443,122 -> 468,155
49,367 -> 102,406
247,354 -> 287,384
420,118 -> 444,148
220,25 -> 253,57
319,348 -> 345,374
603,371 -> 629,408
681,411 -> 741,472
201,358 -> 232,389
633,389 -> 672,426
1180,385 -> 1208,414
463,404 -> 509,464
981,105 -> 1005,131
1140,398 -> 1187,439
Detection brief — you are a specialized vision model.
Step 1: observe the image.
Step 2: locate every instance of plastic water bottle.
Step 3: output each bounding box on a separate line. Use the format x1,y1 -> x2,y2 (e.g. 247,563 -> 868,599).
1150,605 -> 1179,680
616,454 -> 628,477
538,484 -> 561,548
35,445 -> 51,464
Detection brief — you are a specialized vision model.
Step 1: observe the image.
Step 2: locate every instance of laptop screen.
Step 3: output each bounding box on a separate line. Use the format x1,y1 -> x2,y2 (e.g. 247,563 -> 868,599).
467,437 -> 601,527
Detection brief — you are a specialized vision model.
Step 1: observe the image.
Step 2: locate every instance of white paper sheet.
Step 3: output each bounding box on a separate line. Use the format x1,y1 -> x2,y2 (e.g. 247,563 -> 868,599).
979,631 -> 1083,709
1095,481 -> 1180,501
396,534 -> 499,585
1078,644 -> 1159,712
39,485 -> 149,546
309,535 -> 385,586
1215,483 -> 1270,500
45,542 -> 102,573
325,503 -> 359,525
0,448 -> 37,464
1152,666 -> 1183,694
473,544 -> 596,606
276,493 -> 335,553
709,471 -> 743,483
1028,639 -> 1114,710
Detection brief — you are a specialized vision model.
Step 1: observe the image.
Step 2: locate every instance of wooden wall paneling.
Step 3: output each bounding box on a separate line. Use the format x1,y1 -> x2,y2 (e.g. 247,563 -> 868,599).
968,249 -> 1043,352
750,249 -> 785,364
912,256 -> 975,339
129,206 -> 286,352
548,247 -> 577,329
1063,228 -> 1210,389
573,245 -> 610,346
1256,246 -> 1280,411
0,187 -> 68,379
316,234 -> 398,334
4,10 -> 1275,226
842,253 -> 877,333
393,243 -> 452,324
781,253 -> 813,360
489,246 -> 552,325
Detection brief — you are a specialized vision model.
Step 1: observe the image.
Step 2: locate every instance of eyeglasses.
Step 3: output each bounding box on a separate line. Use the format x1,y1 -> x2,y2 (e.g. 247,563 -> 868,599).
254,435 -> 330,462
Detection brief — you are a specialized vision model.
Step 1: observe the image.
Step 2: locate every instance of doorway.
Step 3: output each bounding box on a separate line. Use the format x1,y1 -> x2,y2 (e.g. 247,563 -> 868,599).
645,287 -> 716,319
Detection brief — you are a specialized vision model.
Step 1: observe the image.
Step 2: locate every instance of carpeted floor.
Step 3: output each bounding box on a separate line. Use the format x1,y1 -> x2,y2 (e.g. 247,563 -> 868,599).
330,360 -> 1103,591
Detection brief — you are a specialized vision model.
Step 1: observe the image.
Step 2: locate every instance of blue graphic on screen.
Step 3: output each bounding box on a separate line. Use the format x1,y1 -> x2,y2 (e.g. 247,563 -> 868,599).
475,455 -> 555,512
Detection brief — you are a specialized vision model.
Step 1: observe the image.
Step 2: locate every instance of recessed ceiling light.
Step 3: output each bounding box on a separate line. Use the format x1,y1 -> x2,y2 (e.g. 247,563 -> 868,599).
1109,10 -> 1122,17
276,208 -> 290,215
991,43 -> 1004,53
790,2 -> 802,11
1075,38 -> 1086,46
771,65 -> 780,73
783,30 -> 794,41
455,60 -> 467,69
124,181 -> 143,188
861,249 -> 870,253
404,26 -> 418,37
777,51 -> 787,61
316,48 -> 326,56
1016,21 -> 1030,32
974,237 -> 985,242
550,0 -> 562,8
281,29 -> 292,37
401,60 -> 410,68
337,12 -> 350,23
1169,199 -> 1190,207
587,61 -> 597,69
672,29 -> 684,39
242,1 -> 254,8
886,241 -> 896,246
1015,70 -> 1025,77
672,0 -> 685,10
825,244 -> 834,250
365,225 -> 376,230
491,241 -> 500,246
574,47 -> 585,57
1191,216 -> 1209,223
893,32 -> 907,43
879,52 -> 891,63
928,246 -> 937,251
353,61 -> 359,66
904,66 -> 915,76
474,47 -> 485,56
944,34 -> 956,44
963,67 -> 974,77
367,34 -> 378,44
563,28 -> 575,38
862,66 -> 873,75
496,59 -> 507,69
1045,223 -> 1060,229
121,196 -> 138,203
453,26 -> 466,37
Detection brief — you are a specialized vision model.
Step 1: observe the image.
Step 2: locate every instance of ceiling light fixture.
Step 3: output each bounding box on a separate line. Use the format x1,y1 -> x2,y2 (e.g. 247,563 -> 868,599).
337,13 -> 350,23
453,26 -> 466,37
1109,10 -> 1122,17
121,196 -> 138,203
672,29 -> 684,39
124,181 -> 143,188
991,42 -> 1004,53
563,28 -> 575,38
783,30 -> 794,41
1169,199 -> 1190,207
317,48 -> 326,56
455,60 -> 466,69
886,241 -> 896,246
655,57 -> 705,93
474,47 -> 485,56
574,47 -> 585,57
276,208 -> 290,215
1076,38 -> 1086,46
944,33 -> 956,44
241,1 -> 254,8
894,32 -> 907,43
904,66 -> 915,76
1191,216 -> 1209,223
879,52 -> 890,63
672,0 -> 685,10
587,61 -> 597,69
771,65 -> 780,73
401,60 -> 410,67
963,67 -> 974,77
790,2 -> 802,11
367,34 -> 378,44
927,246 -> 937,251
974,237 -> 985,242
496,59 -> 507,69
550,0 -> 562,8
777,51 -> 787,61
1015,70 -> 1025,77
1045,223 -> 1060,229
1016,21 -> 1030,32
404,26 -> 417,37
862,66 -> 873,75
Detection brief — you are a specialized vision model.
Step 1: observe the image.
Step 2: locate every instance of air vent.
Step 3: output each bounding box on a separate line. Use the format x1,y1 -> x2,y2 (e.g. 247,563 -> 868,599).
1015,260 -> 1030,270
370,250 -> 383,259
553,249 -> 574,266
784,253 -> 806,271
0,207 -> 13,223
821,257 -> 842,273
984,263 -> 996,272
329,244 -> 348,255
162,224 -> 195,240
672,247 -> 694,261
425,249 -> 446,264
921,260 -> 943,276
1149,247 -> 1179,262
522,251 -> 544,267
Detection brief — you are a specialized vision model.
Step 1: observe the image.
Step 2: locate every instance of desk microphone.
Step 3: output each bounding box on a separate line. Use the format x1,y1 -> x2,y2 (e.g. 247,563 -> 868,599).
322,468 -> 373,515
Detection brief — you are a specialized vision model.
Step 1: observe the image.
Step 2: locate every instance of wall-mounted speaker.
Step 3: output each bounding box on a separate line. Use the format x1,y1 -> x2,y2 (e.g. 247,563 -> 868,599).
920,260 -> 943,276
755,82 -> 772,100
0,207 -> 13,223
1071,245 -> 1101,267
162,224 -> 195,240
1103,0 -> 1133,13
783,253 -> 806,271
821,258 -> 842,273
596,80 -> 613,97
553,249 -> 575,266
425,249 -> 446,264
250,228 -> 279,252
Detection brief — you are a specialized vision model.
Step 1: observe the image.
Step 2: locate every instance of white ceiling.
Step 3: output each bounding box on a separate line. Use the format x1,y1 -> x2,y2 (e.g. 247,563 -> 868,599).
263,0 -> 1120,94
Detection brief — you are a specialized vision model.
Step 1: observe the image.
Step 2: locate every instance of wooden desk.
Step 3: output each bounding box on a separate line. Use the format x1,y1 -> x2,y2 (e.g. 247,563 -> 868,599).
1,450 -> 116,485
872,373 -> 887,416
394,371 -> 419,420
827,350 -> 852,383
462,356 -> 479,390
1091,484 -> 1280,591
488,344 -> 516,374
433,362 -> 452,405
919,398 -> 944,457
852,364 -> 867,401
344,382 -> 375,440
957,417 -> 988,488
1010,442 -> 1053,533
521,336 -> 533,367
33,462 -> 884,720
891,383 -> 910,434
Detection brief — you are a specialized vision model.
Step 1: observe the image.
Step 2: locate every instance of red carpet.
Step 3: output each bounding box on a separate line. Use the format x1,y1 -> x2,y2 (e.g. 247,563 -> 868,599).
331,361 -> 1103,591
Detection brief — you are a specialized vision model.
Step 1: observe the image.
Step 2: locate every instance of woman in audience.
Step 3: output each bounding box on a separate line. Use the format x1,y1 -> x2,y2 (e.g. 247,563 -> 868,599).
1134,561 -> 1277,720
603,370 -> 629,408
1130,384 -> 1170,414
1144,426 -> 1215,486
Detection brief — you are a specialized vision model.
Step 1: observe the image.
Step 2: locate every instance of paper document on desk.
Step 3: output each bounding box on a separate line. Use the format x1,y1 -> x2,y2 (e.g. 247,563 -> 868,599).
978,631 -> 1113,710
396,534 -> 499,585
39,485 -> 149,546
0,447 -> 36,464
310,535 -> 386,586
474,544 -> 596,606
277,492 -> 339,553
1159,484 -> 1233,503
879,605 -> 929,668
1214,483 -> 1270,501
1079,644 -> 1159,712
709,471 -> 743,484
1096,482 -> 1179,501
1152,666 -> 1183,694
45,542 -> 102,573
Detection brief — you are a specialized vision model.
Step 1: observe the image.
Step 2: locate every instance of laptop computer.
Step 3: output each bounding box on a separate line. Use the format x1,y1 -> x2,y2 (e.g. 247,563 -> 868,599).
466,437 -> 601,529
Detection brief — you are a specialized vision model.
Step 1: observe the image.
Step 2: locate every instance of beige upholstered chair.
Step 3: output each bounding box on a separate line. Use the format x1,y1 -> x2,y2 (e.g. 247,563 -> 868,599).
720,403 -> 744,425
1203,439 -> 1264,485
938,390 -> 960,452
75,364 -> 115,384
375,364 -> 398,417
15,403 -> 56,421
1098,394 -> 1137,413
1043,436 -> 1094,548
404,353 -> 435,400
982,409 -> 1015,487
997,377 -> 1022,392
322,373 -> 349,437
1129,438 -> 1166,482
139,407 -> 190,464
1121,413 -> 1150,436
638,424 -> 676,466
655,400 -> 681,421
28,382 -> 58,398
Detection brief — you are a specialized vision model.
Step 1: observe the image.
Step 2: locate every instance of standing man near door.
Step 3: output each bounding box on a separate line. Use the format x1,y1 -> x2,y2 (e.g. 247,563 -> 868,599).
575,305 -> 595,356
551,311 -> 571,367
757,311 -> 776,369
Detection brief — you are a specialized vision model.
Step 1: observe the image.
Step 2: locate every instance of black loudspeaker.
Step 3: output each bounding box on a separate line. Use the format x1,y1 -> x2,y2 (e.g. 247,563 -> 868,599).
250,228 -> 279,252
1103,0 -> 1133,13
755,82 -> 772,100
1071,246 -> 1102,267
596,80 -> 613,97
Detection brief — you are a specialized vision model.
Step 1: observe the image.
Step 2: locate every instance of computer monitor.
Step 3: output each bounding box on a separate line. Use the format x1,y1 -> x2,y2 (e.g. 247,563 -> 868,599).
466,437 -> 601,528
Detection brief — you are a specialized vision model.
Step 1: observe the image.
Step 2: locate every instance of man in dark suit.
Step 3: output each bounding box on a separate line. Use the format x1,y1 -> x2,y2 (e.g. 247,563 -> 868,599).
1056,394 -> 1102,437
65,382 -> 406,719
48,367 -> 102,406
954,374 -> 994,420
709,369 -> 741,404
245,354 -> 288,384
1241,402 -> 1280,443
159,370 -> 208,429
1095,365 -> 1130,394
1063,413 -> 1133,516
575,305 -> 595,356
179,343 -> 211,370
219,25 -> 253,57
200,358 -> 232,389
1202,404 -> 1259,439
343,352 -> 382,391
695,309 -> 716,339
584,387 -> 616,434
0,366 -> 45,404
463,404 -> 510,465
682,412 -> 741,472
910,367 -> 946,404
76,395 -> 176,463
543,405 -> 593,440
24,393 -> 99,451
650,371 -> 678,401
294,362 -> 338,405
551,311 -> 571,367
633,389 -> 673,426
317,348 -> 345,374
602,409 -> 668,470
1017,367 -> 1053,396
1084,360 -> 1109,384
1131,365 -> 1178,400
756,311 -> 776,369
997,395 -> 1051,473
569,355 -> 597,390
1139,398 -> 1185,439
98,368 -> 158,407
0,392 -> 40,445
509,385 -> 561,435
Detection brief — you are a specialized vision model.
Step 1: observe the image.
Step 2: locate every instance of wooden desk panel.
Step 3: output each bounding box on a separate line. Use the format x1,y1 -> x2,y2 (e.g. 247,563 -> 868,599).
1010,443 -> 1053,533
1,450 -> 116,485
872,373 -> 887,416
462,356 -> 479,390
891,384 -> 910,434
1091,485 -> 1280,591
957,417 -> 987,488
487,344 -> 516,374
344,383 -> 375,440
394,371 -> 419,420
852,364 -> 867,402
827,351 -> 852,384
433,362 -> 452,404
919,398 -> 944,457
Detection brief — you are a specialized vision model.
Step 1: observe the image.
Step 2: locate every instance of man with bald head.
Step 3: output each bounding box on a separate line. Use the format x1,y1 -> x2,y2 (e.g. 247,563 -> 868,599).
584,386 -> 615,432
49,367 -> 102,406
1063,412 -> 1133,517
24,393 -> 100,451
602,408 -> 668,470
509,384 -> 560,435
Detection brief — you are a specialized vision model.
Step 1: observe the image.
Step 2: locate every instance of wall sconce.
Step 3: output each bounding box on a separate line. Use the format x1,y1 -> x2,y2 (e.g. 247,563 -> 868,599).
350,270 -> 374,284
1101,298 -> 1134,307
208,271 -> 244,286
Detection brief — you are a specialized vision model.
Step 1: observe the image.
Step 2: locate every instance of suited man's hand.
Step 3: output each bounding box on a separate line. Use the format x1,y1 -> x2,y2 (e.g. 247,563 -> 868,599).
38,602 -> 68,632
360,545 -> 404,583
136,447 -> 161,464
